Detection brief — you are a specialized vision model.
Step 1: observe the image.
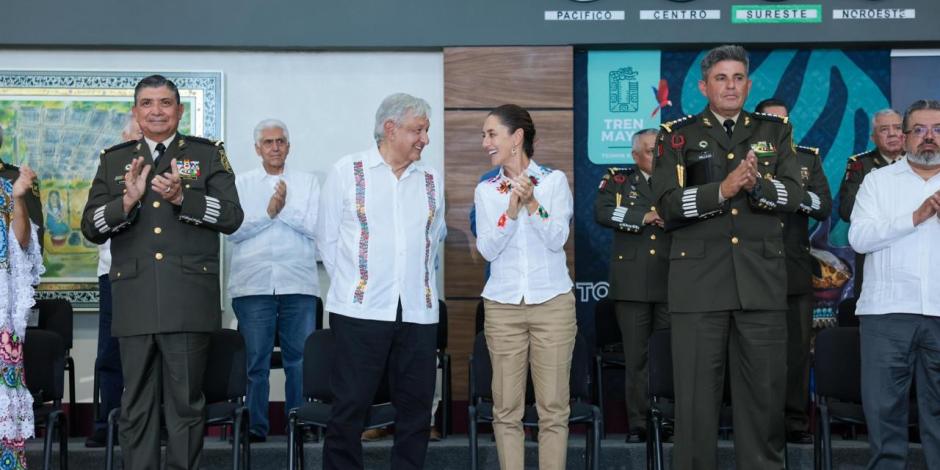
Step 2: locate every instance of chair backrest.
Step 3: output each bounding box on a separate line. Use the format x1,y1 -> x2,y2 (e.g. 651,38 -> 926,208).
36,298 -> 73,350
315,296 -> 324,330
469,331 -> 593,404
303,329 -> 334,401
475,299 -> 485,334
203,329 -> 247,404
437,299 -> 448,351
24,329 -> 65,403
647,329 -> 673,399
814,326 -> 861,403
594,298 -> 620,350
837,297 -> 859,328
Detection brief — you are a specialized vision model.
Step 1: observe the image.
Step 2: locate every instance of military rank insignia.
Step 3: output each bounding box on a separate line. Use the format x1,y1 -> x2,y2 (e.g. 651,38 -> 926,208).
176,160 -> 201,179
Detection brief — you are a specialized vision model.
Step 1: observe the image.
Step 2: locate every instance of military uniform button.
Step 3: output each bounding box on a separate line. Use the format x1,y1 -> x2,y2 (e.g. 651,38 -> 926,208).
649,249 -> 656,255
154,227 -> 162,234
731,236 -> 739,245
618,255 -> 623,260
650,234 -> 657,240
202,266 -> 208,272
185,184 -> 191,189
123,188 -> 127,194
731,208 -> 739,215
680,252 -> 686,257
116,272 -> 121,278
650,206 -> 656,211
727,153 -> 735,160
153,201 -> 161,208
781,222 -> 785,227
155,252 -> 164,260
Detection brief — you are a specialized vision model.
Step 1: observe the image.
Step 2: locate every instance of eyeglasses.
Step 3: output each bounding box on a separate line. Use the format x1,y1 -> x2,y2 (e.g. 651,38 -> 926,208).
259,138 -> 288,148
905,125 -> 940,137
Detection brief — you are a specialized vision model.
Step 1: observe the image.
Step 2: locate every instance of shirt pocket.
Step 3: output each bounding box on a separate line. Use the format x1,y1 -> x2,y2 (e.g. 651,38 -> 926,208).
763,237 -> 785,258
182,255 -> 219,275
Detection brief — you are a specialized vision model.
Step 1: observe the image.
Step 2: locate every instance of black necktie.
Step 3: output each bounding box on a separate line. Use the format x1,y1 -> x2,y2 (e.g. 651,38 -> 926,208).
154,142 -> 166,165
723,119 -> 735,139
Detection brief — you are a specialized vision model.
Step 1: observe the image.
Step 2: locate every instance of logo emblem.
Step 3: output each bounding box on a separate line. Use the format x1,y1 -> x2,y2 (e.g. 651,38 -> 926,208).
609,67 -> 639,113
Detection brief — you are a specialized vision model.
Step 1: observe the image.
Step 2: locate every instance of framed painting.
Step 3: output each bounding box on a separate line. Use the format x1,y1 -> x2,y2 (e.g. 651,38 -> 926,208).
0,70 -> 223,310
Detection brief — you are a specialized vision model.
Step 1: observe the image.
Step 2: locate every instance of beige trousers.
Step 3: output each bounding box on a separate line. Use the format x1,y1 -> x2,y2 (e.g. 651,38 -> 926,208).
484,292 -> 577,470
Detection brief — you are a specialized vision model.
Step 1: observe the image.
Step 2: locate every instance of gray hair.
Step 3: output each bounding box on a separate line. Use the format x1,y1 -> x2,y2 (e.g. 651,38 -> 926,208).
700,45 -> 749,79
253,119 -> 290,144
870,108 -> 902,130
373,93 -> 431,144
901,101 -> 940,132
631,128 -> 658,148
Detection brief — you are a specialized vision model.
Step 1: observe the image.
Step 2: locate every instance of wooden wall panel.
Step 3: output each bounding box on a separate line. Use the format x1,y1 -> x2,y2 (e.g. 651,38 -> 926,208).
443,46 -> 573,404
444,47 -> 573,109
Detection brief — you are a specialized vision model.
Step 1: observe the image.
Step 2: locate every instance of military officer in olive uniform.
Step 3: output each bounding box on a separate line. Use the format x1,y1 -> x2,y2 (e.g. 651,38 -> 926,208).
81,75 -> 243,470
755,99 -> 833,444
652,46 -> 803,470
593,128 -> 669,443
837,109 -> 904,297
0,126 -> 44,250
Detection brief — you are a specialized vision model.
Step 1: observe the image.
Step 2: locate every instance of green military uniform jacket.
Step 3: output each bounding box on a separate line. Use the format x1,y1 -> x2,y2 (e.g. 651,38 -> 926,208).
837,149 -> 891,222
81,134 -> 243,337
594,167 -> 669,303
781,146 -> 832,295
0,160 -> 44,249
652,110 -> 803,313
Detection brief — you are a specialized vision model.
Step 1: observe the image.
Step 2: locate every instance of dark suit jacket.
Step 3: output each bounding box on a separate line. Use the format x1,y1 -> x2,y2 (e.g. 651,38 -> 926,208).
781,146 -> 832,295
594,167 -> 669,303
652,110 -> 801,313
81,135 -> 243,336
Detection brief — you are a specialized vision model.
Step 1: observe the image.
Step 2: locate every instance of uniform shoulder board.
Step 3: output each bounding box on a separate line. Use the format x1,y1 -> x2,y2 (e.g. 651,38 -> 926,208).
752,112 -> 789,125
101,139 -> 137,155
796,145 -> 819,156
606,166 -> 635,176
659,114 -> 696,133
183,135 -> 218,146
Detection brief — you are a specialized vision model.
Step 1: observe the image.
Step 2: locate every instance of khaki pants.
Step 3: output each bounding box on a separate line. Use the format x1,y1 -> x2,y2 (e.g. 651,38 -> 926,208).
484,292 -> 577,470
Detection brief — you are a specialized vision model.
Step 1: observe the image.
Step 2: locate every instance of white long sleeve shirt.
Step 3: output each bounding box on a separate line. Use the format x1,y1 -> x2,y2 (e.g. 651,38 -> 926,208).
227,166 -> 321,298
316,147 -> 445,324
848,157 -> 940,316
474,160 -> 573,304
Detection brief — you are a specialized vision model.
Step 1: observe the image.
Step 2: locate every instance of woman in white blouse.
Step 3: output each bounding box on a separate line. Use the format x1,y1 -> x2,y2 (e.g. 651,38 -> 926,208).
474,104 -> 576,470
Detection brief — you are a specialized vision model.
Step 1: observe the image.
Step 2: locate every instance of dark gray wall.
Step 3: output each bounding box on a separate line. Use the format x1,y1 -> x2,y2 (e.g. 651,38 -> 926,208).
4,0 -> 939,49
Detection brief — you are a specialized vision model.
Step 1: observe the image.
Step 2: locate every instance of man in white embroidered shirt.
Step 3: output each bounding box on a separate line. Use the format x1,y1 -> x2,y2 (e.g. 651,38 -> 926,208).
227,119 -> 320,442
849,99 -> 940,470
316,93 -> 444,470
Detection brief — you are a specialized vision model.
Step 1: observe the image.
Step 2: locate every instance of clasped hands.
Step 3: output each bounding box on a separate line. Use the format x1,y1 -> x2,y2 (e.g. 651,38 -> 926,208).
719,150 -> 761,200
505,174 -> 539,220
267,180 -> 287,218
913,189 -> 940,226
122,157 -> 184,214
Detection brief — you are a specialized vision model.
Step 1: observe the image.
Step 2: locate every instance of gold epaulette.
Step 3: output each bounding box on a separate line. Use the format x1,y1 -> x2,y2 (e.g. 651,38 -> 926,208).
100,139 -> 137,155
752,112 -> 789,125
659,114 -> 696,134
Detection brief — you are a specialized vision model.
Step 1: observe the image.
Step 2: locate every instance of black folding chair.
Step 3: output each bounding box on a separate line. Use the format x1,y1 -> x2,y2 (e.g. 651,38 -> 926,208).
467,332 -> 601,470
287,329 -> 395,470
24,328 -> 68,470
105,329 -> 251,470
437,299 -> 452,438
592,298 -> 623,439
35,299 -> 76,423
812,326 -> 920,470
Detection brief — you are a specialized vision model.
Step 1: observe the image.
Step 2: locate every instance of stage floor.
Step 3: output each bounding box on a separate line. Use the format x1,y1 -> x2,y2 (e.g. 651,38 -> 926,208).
25,434 -> 927,469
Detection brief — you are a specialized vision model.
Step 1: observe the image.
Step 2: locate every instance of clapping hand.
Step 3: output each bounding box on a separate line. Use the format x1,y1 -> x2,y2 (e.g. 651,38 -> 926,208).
913,189 -> 940,226
267,180 -> 287,218
720,150 -> 759,199
123,156 -> 152,214
151,158 -> 184,205
11,165 -> 36,199
643,210 -> 664,227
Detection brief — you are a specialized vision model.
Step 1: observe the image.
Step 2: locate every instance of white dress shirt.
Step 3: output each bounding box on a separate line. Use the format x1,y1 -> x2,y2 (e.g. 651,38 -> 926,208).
849,157 -> 940,316
475,160 -> 573,304
97,240 -> 111,277
227,166 -> 320,298
316,147 -> 445,324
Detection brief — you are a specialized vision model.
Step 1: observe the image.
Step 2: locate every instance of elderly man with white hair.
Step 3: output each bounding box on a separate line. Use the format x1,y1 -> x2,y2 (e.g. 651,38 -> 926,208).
849,99 -> 940,470
317,93 -> 444,470
227,118 -> 321,442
